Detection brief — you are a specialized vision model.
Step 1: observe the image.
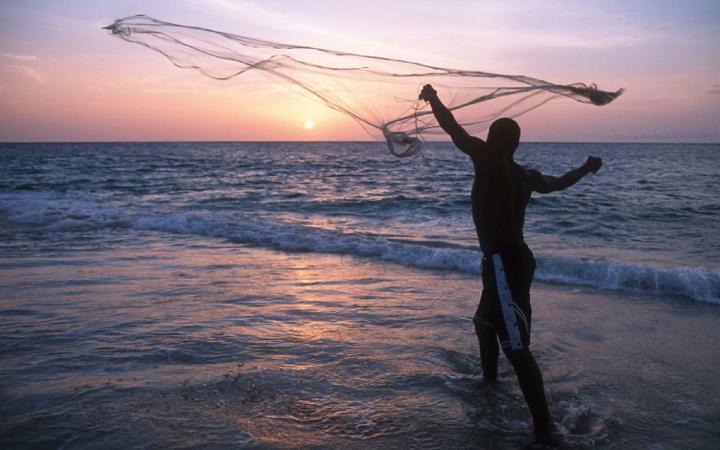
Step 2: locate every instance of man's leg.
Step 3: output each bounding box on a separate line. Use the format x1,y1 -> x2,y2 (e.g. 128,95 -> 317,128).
491,249 -> 554,439
503,347 -> 554,437
474,320 -> 499,380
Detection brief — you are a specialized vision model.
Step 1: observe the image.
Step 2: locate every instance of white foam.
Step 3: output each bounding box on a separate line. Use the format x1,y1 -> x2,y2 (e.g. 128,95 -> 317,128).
0,192 -> 124,228
1,191 -> 718,304
535,254 -> 720,305
129,212 -> 720,304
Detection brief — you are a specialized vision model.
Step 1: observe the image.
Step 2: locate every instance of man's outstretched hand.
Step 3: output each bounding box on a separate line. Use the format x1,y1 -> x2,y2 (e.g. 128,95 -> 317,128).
419,84 -> 437,102
584,156 -> 602,174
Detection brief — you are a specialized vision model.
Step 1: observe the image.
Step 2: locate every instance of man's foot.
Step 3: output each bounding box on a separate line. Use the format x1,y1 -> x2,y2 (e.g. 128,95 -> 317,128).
524,429 -> 563,449
481,375 -> 497,384
475,375 -> 497,393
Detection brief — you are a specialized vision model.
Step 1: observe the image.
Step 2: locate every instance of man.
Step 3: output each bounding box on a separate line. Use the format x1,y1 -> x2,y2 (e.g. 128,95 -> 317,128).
418,84 -> 601,447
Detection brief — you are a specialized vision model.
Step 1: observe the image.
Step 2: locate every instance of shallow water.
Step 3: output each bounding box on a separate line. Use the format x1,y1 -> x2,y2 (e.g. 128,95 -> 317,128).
2,235 -> 719,449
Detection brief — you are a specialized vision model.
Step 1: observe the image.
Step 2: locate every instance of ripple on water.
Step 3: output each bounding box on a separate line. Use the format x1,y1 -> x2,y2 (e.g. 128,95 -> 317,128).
463,388 -> 621,449
264,393 -> 459,447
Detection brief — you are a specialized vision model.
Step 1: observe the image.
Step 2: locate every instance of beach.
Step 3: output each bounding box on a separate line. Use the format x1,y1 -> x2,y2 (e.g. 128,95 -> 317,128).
1,141 -> 719,449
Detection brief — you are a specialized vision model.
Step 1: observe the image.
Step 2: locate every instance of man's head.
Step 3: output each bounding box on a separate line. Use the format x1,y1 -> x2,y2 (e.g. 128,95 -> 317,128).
487,118 -> 521,156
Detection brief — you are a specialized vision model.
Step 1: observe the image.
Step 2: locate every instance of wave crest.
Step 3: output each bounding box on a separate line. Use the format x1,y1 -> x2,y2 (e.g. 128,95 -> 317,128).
1,192 -> 718,304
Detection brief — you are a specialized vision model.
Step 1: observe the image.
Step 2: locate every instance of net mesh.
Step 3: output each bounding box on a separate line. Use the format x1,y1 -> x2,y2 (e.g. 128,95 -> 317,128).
105,15 -> 623,156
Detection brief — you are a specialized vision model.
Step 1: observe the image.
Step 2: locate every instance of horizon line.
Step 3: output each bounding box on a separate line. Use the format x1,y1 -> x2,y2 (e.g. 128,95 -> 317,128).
1,139 -> 718,146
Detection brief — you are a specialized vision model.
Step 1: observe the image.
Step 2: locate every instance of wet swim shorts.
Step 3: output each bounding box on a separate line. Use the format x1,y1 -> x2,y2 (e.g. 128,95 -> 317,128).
473,244 -> 536,350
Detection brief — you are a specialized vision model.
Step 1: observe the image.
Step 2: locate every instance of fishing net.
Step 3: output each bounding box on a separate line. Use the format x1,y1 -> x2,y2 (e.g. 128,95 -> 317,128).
105,15 -> 623,157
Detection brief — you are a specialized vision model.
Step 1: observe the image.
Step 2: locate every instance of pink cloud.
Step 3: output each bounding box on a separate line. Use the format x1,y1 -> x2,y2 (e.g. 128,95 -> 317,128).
1,64 -> 47,84
0,52 -> 38,61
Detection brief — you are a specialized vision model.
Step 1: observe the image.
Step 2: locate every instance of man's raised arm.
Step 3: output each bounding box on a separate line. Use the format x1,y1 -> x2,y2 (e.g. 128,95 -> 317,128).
419,84 -> 483,155
531,156 -> 602,194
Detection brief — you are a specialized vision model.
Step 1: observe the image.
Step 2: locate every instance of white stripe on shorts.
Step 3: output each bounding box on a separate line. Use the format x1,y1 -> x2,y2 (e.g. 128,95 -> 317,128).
492,253 -> 524,350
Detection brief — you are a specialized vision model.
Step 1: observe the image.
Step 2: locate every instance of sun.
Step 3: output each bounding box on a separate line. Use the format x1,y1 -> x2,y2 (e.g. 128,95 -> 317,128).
304,119 -> 314,129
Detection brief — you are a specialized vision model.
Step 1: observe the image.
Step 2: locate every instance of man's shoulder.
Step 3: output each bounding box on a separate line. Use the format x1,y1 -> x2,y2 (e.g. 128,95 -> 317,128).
464,137 -> 487,159
513,163 -> 543,187
513,162 -> 539,175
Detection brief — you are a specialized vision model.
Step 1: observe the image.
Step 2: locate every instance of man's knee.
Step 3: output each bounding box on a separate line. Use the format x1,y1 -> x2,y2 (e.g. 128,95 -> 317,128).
473,314 -> 495,332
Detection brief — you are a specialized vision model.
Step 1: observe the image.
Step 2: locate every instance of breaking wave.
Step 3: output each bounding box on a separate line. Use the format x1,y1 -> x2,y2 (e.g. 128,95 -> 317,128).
2,191 -> 718,304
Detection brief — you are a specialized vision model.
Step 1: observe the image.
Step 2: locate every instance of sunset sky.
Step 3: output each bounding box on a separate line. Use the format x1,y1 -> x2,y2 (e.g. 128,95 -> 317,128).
1,0 -> 718,142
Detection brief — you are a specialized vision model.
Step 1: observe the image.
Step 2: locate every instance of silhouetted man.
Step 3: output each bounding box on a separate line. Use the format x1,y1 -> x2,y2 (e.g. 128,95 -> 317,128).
419,84 -> 601,447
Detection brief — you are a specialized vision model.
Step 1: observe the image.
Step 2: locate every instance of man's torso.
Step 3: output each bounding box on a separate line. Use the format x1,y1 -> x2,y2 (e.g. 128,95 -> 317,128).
470,151 -> 535,253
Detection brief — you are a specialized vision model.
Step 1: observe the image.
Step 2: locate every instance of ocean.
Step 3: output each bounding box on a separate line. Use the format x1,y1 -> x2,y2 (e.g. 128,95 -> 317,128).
1,141 -> 719,449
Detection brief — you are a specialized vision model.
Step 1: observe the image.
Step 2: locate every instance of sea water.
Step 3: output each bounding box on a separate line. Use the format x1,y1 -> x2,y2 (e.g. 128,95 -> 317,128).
1,142 -> 719,449
1,142 -> 718,303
